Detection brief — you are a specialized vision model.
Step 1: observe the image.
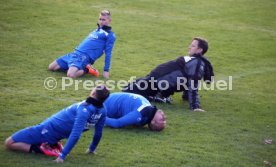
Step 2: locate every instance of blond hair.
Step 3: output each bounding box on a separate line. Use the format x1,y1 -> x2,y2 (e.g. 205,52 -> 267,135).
100,10 -> 111,17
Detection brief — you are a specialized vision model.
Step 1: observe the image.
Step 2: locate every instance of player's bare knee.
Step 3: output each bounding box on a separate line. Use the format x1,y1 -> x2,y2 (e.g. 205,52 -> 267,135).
48,64 -> 53,71
67,72 -> 77,78
48,64 -> 56,71
4,137 -> 13,150
48,61 -> 59,71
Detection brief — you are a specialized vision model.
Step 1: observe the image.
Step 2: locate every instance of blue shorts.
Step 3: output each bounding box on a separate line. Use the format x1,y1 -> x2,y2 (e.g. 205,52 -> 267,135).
11,124 -> 59,145
56,52 -> 91,71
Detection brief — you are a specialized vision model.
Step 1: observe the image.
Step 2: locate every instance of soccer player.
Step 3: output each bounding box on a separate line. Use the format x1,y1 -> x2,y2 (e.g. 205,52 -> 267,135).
123,37 -> 214,112
48,10 -> 116,78
104,92 -> 166,131
4,85 -> 110,163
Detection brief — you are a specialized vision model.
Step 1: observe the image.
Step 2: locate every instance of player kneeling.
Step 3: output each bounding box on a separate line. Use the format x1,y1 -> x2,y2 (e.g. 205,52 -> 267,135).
5,85 -> 109,163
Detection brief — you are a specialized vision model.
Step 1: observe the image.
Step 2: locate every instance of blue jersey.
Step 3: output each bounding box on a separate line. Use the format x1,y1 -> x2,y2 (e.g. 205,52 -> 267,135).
75,26 -> 116,71
104,93 -> 156,128
40,101 -> 106,160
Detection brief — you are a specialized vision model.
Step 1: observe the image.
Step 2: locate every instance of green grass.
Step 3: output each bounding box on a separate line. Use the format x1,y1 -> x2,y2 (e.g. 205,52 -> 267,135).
1,0 -> 276,166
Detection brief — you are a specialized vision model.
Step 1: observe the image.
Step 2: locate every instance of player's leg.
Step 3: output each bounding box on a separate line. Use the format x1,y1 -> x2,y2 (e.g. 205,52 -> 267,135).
48,54 -> 71,71
122,80 -> 143,94
67,66 -> 85,78
4,126 -> 45,153
123,77 -> 158,98
5,137 -> 31,152
5,136 -> 62,156
5,125 -> 62,156
182,89 -> 189,101
66,54 -> 89,78
48,60 -> 61,71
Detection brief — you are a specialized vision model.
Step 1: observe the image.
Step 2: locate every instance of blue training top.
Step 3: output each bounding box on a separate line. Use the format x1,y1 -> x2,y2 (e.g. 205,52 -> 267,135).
40,100 -> 106,160
104,92 -> 156,128
75,25 -> 116,71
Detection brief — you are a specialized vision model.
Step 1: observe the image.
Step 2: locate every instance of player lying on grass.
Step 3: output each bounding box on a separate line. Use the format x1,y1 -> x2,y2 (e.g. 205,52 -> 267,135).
48,9 -> 116,78
123,37 -> 214,112
104,92 -> 166,131
5,85 -> 109,163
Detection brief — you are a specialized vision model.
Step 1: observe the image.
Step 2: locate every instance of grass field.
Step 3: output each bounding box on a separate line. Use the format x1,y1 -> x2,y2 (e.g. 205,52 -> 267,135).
1,0 -> 276,166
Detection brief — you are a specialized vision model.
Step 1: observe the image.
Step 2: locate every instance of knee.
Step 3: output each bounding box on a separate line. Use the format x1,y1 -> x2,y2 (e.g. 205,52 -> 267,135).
4,137 -> 13,150
67,70 -> 84,78
67,72 -> 77,78
48,61 -> 59,71
48,64 -> 54,71
48,63 -> 56,71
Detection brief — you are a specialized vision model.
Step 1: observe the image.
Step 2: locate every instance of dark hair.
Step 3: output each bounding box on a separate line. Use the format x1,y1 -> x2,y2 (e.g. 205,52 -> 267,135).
193,37 -> 208,55
95,84 -> 110,103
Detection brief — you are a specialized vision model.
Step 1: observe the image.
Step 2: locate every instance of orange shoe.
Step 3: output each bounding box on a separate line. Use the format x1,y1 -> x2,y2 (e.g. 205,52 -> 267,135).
86,65 -> 99,77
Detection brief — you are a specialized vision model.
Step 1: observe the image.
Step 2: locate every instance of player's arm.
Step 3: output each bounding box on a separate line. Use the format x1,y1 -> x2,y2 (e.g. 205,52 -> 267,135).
58,107 -> 88,161
187,59 -> 205,111
187,78 -> 200,110
103,32 -> 116,73
105,111 -> 141,128
88,109 -> 106,153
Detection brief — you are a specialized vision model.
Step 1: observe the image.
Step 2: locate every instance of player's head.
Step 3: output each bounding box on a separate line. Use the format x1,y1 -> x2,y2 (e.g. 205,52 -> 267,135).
188,37 -> 208,56
149,109 -> 166,131
98,9 -> 111,27
90,84 -> 110,103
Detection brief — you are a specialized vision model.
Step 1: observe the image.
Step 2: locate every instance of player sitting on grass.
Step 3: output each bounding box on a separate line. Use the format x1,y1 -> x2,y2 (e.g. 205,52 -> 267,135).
5,85 -> 109,163
104,92 -> 166,131
48,10 -> 116,78
123,37 -> 214,112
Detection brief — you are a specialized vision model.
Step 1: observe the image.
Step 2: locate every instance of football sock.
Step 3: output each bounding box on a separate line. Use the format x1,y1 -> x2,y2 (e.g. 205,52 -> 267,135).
29,144 -> 43,153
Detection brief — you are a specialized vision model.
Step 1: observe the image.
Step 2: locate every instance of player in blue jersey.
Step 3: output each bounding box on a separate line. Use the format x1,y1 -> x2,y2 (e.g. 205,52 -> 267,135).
48,10 -> 116,78
104,92 -> 166,131
5,85 -> 110,163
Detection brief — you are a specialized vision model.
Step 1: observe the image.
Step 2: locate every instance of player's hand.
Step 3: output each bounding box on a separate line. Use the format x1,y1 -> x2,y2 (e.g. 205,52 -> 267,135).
85,149 -> 96,155
54,157 -> 64,163
193,108 -> 205,112
103,71 -> 109,79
